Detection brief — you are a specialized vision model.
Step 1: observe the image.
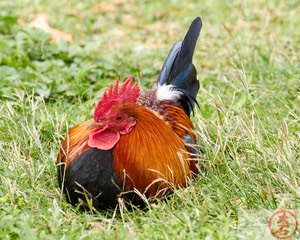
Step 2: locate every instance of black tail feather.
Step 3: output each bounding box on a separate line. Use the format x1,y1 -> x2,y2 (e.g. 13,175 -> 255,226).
156,17 -> 202,116
169,17 -> 202,82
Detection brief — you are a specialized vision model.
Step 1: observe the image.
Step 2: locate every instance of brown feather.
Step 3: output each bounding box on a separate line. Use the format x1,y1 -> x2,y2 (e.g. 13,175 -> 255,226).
112,102 -> 194,198
138,94 -> 196,141
160,103 -> 196,140
57,119 -> 93,168
160,104 -> 199,174
138,95 -> 198,175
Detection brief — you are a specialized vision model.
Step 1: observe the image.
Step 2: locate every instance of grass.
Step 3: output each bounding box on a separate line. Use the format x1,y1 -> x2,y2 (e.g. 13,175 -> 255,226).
0,0 -> 299,239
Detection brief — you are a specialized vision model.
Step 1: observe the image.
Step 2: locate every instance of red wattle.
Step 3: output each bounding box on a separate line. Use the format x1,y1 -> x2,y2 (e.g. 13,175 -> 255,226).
88,127 -> 120,150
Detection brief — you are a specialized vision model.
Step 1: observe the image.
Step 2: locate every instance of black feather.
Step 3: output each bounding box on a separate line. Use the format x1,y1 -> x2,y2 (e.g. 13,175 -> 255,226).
156,42 -> 182,86
57,148 -> 133,209
173,86 -> 200,116
156,17 -> 202,116
169,17 -> 202,81
181,134 -> 199,156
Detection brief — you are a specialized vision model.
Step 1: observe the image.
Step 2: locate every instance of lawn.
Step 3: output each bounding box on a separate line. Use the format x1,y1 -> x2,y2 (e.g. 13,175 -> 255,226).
0,0 -> 299,239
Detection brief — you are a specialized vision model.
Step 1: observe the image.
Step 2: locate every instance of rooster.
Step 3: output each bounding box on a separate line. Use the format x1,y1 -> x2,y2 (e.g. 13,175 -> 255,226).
57,17 -> 202,209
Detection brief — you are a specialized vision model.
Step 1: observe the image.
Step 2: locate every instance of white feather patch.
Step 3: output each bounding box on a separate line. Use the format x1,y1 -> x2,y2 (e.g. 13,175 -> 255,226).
155,85 -> 182,101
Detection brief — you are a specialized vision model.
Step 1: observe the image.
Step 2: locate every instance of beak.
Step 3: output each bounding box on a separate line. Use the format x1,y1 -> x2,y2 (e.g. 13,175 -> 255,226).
86,120 -> 104,130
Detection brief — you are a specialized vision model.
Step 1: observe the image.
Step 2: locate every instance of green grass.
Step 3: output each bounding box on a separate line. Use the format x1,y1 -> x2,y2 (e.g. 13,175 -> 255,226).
0,0 -> 299,239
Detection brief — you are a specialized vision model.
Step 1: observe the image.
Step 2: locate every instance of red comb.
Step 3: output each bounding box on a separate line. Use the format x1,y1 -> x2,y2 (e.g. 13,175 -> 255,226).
94,76 -> 140,121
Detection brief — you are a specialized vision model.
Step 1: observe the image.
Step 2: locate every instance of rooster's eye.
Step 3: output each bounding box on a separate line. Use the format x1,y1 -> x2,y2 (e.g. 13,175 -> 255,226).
115,114 -> 124,122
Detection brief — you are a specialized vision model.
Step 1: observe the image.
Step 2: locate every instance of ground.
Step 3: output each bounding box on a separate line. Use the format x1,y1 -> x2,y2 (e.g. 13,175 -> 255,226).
0,0 -> 299,239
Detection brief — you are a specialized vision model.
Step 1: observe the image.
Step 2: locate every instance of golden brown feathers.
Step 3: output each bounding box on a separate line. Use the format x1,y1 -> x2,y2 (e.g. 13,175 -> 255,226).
57,119 -> 93,168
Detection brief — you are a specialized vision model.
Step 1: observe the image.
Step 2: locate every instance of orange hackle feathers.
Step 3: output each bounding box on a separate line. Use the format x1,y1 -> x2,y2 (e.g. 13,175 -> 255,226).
112,103 -> 193,198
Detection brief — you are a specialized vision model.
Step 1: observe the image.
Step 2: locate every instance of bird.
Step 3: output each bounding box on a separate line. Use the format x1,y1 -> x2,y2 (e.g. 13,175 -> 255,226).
56,17 -> 202,209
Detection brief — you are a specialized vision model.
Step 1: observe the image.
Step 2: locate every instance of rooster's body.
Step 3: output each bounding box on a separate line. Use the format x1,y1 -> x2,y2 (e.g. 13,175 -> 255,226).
57,17 -> 202,209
